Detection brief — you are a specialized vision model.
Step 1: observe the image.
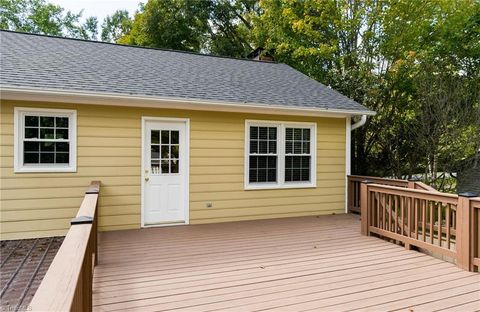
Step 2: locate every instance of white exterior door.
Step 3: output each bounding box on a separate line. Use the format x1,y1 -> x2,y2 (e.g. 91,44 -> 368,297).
143,118 -> 188,226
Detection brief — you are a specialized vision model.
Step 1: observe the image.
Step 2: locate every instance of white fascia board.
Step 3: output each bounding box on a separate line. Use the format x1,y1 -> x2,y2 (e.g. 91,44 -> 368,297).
0,86 -> 376,118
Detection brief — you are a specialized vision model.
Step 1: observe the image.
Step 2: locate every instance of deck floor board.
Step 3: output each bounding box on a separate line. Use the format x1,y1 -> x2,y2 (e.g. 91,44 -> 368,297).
93,214 -> 480,311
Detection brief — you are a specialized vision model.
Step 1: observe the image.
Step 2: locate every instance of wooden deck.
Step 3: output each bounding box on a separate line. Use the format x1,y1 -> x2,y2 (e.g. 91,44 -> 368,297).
93,214 -> 480,312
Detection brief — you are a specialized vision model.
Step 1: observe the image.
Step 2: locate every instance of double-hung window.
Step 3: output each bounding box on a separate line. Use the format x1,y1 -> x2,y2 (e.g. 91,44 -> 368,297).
14,107 -> 77,172
245,120 -> 316,189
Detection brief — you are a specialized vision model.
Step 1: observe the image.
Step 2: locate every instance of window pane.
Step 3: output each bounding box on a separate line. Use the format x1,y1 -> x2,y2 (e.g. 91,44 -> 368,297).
171,145 -> 179,158
151,145 -> 160,158
286,128 -> 293,140
56,117 -> 69,128
161,159 -> 169,173
259,127 -> 268,140
40,116 -> 54,127
55,128 -> 68,139
303,142 -> 310,154
293,156 -> 301,168
294,128 -> 302,140
303,129 -> 310,141
268,141 -> 276,154
250,140 -> 258,154
171,159 -> 179,173
250,127 -> 258,140
24,152 -> 39,164
40,153 -> 54,163
161,131 -> 169,144
151,130 -> 160,144
250,156 -> 258,168
25,127 -> 38,139
285,141 -> 293,153
267,169 -> 276,182
301,156 -> 310,168
285,169 -> 292,181
294,141 -> 302,154
151,160 -> 160,174
258,156 -> 267,169
258,140 -> 268,154
171,131 -> 179,144
40,141 -> 55,152
40,128 -> 54,139
24,142 -> 39,152
249,169 -> 257,183
56,142 -> 69,152
267,156 -> 277,169
257,169 -> 267,182
161,145 -> 169,158
56,153 -> 69,163
25,116 -> 38,127
268,127 -> 277,140
302,169 -> 310,181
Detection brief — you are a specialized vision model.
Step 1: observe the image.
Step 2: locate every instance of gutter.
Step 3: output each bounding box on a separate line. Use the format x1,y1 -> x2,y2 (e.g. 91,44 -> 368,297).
351,115 -> 367,130
0,86 -> 376,119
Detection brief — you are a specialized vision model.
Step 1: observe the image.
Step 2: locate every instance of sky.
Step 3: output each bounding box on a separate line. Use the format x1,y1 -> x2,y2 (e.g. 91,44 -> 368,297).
49,0 -> 140,24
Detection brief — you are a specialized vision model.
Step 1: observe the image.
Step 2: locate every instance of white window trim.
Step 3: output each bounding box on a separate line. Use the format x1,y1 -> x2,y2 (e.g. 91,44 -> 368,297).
244,120 -> 317,190
14,107 -> 77,173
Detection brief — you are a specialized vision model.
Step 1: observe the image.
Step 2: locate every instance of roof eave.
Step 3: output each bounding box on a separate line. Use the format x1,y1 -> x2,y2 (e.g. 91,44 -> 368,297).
0,86 -> 376,118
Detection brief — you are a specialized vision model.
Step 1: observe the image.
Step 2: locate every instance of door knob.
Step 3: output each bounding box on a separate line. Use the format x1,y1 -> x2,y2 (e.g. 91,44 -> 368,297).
145,177 -> 149,182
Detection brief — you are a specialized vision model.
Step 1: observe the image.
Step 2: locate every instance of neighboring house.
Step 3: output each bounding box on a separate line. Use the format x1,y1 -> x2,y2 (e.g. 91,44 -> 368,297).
0,31 -> 374,240
457,154 -> 480,195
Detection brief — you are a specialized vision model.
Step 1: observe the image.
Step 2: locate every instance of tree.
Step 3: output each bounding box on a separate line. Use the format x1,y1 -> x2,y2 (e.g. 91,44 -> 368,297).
0,0 -> 99,40
119,0 -> 211,51
118,0 -> 256,57
100,10 -> 132,43
250,0 -> 480,190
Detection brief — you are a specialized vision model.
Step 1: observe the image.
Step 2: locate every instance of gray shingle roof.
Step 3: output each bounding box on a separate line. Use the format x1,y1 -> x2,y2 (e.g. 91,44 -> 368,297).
0,31 -> 372,114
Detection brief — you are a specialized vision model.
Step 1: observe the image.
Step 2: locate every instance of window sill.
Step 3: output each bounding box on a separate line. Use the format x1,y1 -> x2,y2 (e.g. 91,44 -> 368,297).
245,182 -> 316,191
14,166 -> 77,173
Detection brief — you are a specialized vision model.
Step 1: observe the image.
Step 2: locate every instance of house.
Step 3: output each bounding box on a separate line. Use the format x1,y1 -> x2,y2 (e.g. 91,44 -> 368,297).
0,30 -> 374,240
457,153 -> 480,195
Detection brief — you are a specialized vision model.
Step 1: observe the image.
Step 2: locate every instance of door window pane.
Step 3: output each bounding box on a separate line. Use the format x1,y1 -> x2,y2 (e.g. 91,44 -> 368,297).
152,129 -> 180,175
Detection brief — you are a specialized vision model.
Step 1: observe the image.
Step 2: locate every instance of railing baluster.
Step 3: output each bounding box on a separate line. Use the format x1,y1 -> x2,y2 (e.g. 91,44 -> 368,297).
422,199 -> 426,242
429,201 -> 434,244
446,204 -> 451,250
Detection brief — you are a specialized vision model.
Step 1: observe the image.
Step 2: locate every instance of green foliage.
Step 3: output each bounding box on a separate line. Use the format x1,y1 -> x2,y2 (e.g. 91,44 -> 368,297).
100,10 -> 132,43
119,0 -> 256,56
0,0 -> 99,40
251,0 -> 480,191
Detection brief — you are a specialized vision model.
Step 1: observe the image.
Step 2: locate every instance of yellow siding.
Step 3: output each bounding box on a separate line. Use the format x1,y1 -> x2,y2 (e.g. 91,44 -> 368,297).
0,100 -> 347,240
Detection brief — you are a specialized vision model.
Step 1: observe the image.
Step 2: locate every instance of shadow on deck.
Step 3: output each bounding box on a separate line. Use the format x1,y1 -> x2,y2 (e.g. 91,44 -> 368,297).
93,214 -> 480,312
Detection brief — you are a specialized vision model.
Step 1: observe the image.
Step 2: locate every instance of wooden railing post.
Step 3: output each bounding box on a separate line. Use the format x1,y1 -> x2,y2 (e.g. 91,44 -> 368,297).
456,192 -> 476,271
407,177 -> 420,189
360,180 -> 373,236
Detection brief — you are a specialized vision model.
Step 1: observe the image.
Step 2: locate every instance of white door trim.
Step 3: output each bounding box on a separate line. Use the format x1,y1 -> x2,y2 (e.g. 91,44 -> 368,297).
141,116 -> 190,228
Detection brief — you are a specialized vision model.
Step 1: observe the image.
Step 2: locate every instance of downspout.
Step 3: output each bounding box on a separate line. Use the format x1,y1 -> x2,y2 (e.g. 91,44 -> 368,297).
351,114 -> 367,131
345,114 -> 368,213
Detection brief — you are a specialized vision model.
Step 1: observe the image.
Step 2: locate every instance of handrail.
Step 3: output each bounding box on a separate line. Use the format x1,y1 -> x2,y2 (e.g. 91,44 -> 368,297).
360,181 -> 479,272
347,175 -> 441,214
30,181 -> 100,311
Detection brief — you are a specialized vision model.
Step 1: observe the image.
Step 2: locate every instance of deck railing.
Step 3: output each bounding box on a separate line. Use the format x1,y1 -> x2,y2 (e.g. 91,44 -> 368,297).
30,181 -> 100,311
357,180 -> 480,272
348,175 -> 409,213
